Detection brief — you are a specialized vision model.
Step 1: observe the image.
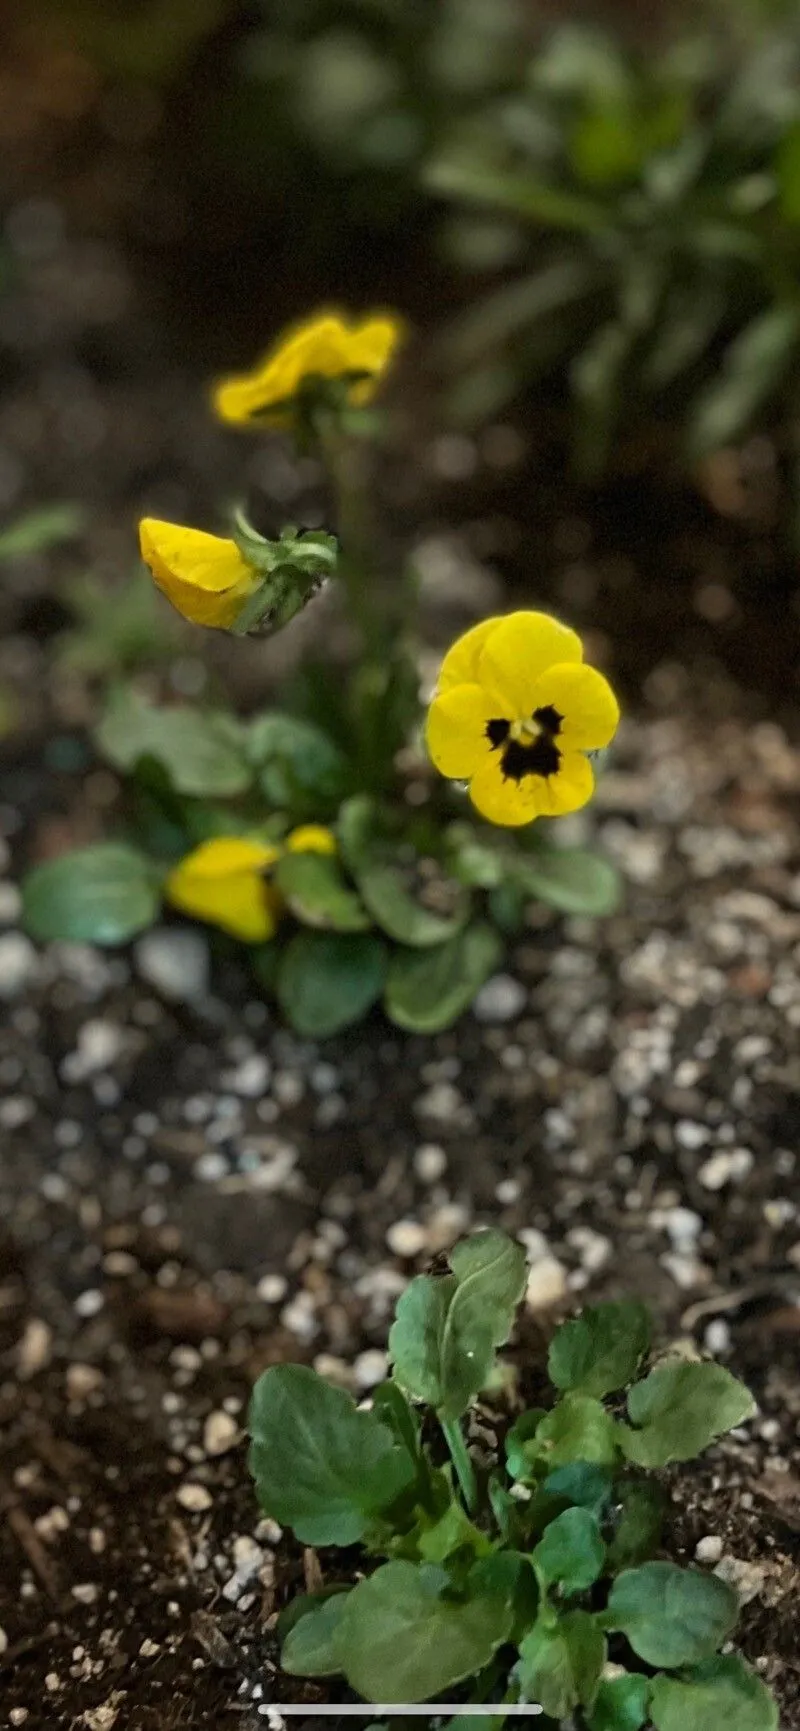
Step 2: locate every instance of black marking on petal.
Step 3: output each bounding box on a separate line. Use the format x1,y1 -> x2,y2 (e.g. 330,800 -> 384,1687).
486,718 -> 510,750
533,704 -> 563,736
501,735 -> 561,782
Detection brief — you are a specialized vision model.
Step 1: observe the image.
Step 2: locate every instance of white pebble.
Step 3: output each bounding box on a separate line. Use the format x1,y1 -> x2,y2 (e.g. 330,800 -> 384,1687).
704,1319 -> 732,1355
0,932 -> 38,998
0,1625 -> 7,1656
203,1411 -> 239,1457
176,1482 -> 213,1513
473,973 -> 527,1023
353,1349 -> 388,1390
135,927 -> 209,1001
695,1534 -> 724,1564
0,881 -> 22,923
699,1149 -> 753,1191
220,1055 -> 270,1097
525,1257 -> 567,1311
386,1219 -> 427,1259
257,1273 -> 288,1303
413,1143 -> 447,1183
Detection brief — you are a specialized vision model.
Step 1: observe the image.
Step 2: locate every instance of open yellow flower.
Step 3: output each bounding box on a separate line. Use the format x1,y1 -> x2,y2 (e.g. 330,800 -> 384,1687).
165,827 -> 337,943
139,519 -> 261,629
212,309 -> 404,429
426,611 -> 619,827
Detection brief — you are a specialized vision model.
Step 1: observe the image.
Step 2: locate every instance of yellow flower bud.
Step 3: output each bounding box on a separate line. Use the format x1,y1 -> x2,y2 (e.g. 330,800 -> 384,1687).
212,309 -> 404,429
139,519 -> 261,629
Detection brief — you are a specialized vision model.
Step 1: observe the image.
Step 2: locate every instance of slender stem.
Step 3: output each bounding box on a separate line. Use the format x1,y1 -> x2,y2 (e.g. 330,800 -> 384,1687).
439,1413 -> 478,1513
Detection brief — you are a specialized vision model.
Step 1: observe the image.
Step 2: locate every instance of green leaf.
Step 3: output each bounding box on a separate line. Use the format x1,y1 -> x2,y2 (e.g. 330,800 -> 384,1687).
607,1479 -> 666,1570
247,712 -> 351,814
281,1591 -> 350,1677
248,1364 -> 415,1547
389,1229 -> 527,1419
415,1498 -> 488,1564
385,923 -> 504,1033
505,1408 -> 548,1481
445,824 -> 505,889
686,306 -> 800,460
535,1394 -> 619,1467
370,1381 -> 421,1462
274,851 -> 370,932
543,1462 -> 614,1514
650,1655 -> 779,1731
22,843 -> 160,945
96,688 -> 251,797
512,847 -> 622,917
620,1359 -> 756,1467
340,796 -> 470,948
337,1560 -> 514,1703
776,119 -> 800,223
548,1301 -> 651,1398
277,930 -> 388,1037
533,1506 -> 605,1595
0,502 -> 83,559
589,1671 -> 652,1731
606,1562 -> 739,1667
515,1610 -> 606,1715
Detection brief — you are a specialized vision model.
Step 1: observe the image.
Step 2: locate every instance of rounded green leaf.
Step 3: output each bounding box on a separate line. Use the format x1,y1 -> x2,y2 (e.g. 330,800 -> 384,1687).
589,1672 -> 651,1731
389,1229 -> 527,1419
274,851 -> 370,932
248,712 -> 351,813
385,923 -> 504,1033
96,688 -> 251,797
650,1656 -> 779,1731
516,1610 -> 606,1716
606,1562 -> 739,1668
548,1301 -> 651,1398
536,1394 -> 619,1467
512,847 -> 622,916
340,796 -> 470,948
620,1360 -> 756,1468
337,1560 -> 513,1703
534,1506 -> 606,1595
277,930 -> 387,1037
22,843 -> 160,945
607,1479 -> 666,1571
248,1364 -> 414,1547
282,1591 -> 350,1678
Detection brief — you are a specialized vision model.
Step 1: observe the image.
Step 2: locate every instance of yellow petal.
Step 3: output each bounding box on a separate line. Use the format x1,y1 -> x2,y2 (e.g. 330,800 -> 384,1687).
286,825 -> 337,856
530,662 -> 620,751
139,520 -> 260,629
165,836 -> 280,943
477,612 -> 583,718
211,309 -> 404,427
436,618 -> 503,694
425,683 -> 497,779
468,749 -> 594,828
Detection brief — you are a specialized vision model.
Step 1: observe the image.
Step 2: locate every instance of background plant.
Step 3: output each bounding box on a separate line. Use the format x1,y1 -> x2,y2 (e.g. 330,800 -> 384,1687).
248,1226 -> 776,1727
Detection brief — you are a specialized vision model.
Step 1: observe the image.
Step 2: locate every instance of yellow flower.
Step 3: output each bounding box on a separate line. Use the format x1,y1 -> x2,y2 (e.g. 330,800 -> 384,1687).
426,611 -> 619,828
212,308 -> 404,428
165,826 -> 338,943
139,519 -> 261,629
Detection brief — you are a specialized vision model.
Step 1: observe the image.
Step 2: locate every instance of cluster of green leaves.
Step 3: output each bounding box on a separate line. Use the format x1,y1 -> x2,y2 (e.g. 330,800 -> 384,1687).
20,690 -> 619,1036
249,1228 -> 775,1727
430,20 -> 800,474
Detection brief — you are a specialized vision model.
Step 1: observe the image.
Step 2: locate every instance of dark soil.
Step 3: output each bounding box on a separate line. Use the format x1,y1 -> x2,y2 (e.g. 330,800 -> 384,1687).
1,96 -> 800,1731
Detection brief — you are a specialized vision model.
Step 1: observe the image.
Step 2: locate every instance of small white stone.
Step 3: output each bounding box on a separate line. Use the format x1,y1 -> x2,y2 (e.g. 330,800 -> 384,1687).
699,1149 -> 754,1191
663,1207 -> 703,1249
74,1289 -> 104,1319
71,1582 -> 98,1604
695,1534 -> 724,1564
17,1317 -> 52,1377
176,1482 -> 213,1513
66,1363 -> 104,1401
413,1143 -> 447,1183
473,973 -> 527,1023
675,1120 -> 710,1151
386,1219 -> 427,1259
139,1638 -> 160,1658
220,1055 -> 270,1097
353,1349 -> 388,1390
704,1319 -> 731,1355
0,931 -> 38,998
257,1273 -> 288,1303
62,1019 -> 124,1082
525,1257 -> 567,1311
255,1517 -> 282,1544
203,1410 -> 240,1457
0,1624 -> 8,1655
135,927 -> 209,1001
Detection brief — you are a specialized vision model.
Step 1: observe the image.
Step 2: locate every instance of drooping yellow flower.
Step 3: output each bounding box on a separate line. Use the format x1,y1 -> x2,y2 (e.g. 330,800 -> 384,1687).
426,611 -> 619,828
139,519 -> 261,629
165,827 -> 338,943
212,309 -> 404,429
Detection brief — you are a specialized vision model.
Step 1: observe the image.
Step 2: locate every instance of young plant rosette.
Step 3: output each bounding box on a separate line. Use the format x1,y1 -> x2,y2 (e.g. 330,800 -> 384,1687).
246,1227 -> 777,1727
20,306 -> 623,1037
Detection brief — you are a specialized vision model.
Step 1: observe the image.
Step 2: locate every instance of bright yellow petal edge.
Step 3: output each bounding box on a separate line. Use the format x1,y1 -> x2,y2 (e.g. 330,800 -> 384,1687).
139,519 -> 261,629
211,309 -> 406,427
165,837 -> 280,944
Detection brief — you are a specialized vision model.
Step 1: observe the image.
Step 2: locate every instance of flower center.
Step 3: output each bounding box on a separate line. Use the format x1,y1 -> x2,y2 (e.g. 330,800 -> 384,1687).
486,705 -> 563,782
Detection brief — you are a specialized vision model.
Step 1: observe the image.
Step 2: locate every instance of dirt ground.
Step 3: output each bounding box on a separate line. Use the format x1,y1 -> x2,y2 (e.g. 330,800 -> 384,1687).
0,182 -> 800,1730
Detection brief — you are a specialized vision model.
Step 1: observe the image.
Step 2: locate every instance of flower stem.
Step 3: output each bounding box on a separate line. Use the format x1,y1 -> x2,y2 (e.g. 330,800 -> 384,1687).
439,1413 -> 478,1513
